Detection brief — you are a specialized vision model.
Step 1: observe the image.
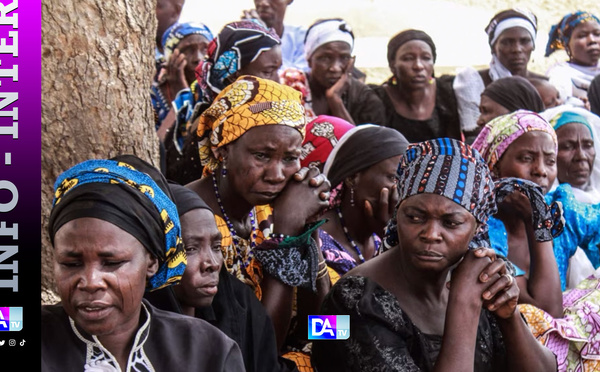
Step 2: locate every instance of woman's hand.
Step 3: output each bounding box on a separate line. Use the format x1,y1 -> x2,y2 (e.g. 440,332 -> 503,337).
163,49 -> 189,97
364,186 -> 398,237
471,247 -> 519,319
325,56 -> 356,102
497,189 -> 533,223
272,167 -> 331,235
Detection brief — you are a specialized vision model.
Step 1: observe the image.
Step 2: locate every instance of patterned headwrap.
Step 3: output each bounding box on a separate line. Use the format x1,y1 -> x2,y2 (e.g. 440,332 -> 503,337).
304,18 -> 354,59
549,111 -> 594,139
481,76 -> 544,113
485,8 -> 538,48
384,138 -> 497,249
197,75 -> 306,175
195,19 -> 281,103
545,11 -> 600,57
48,155 -> 186,291
472,110 -> 557,176
162,21 -> 214,62
300,115 -> 355,169
387,29 -> 437,67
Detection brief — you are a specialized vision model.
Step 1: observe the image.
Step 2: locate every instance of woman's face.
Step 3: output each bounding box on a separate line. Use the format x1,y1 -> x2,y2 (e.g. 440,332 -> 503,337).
352,155 -> 402,210
396,193 -> 477,272
492,27 -> 534,75
494,131 -> 557,193
175,208 -> 223,308
308,41 -> 353,89
477,95 -> 511,127
567,20 -> 600,67
223,124 -> 303,206
178,34 -> 210,84
53,218 -> 158,337
555,123 -> 596,189
390,40 -> 434,89
238,45 -> 282,83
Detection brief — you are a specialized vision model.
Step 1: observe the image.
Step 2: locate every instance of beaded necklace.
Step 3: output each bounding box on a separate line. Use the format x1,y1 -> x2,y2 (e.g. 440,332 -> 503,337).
212,173 -> 257,259
335,206 -> 365,263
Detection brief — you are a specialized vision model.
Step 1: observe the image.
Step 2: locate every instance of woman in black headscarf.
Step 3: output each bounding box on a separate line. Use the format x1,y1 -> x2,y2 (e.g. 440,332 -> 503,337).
42,155 -> 244,371
372,29 -> 462,143
319,124 -> 408,279
476,76 -> 545,128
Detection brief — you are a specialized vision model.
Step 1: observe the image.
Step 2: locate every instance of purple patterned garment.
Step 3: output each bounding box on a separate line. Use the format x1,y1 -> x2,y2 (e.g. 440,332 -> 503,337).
319,229 -> 381,275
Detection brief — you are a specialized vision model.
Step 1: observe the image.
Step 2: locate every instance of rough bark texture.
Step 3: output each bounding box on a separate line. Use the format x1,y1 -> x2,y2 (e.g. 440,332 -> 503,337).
41,0 -> 158,304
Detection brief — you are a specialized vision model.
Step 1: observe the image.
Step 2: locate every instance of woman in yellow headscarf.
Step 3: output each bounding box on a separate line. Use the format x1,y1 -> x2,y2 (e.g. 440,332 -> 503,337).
186,75 -> 332,368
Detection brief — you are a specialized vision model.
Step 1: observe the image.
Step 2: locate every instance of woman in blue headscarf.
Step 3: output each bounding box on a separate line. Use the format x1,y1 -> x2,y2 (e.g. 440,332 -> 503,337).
545,11 -> 600,107
42,155 -> 244,371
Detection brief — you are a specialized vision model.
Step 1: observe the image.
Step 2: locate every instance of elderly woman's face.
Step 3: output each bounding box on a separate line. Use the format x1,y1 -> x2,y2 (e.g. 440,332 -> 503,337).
177,34 -> 210,85
53,218 -> 157,337
308,41 -> 353,89
493,27 -> 534,75
238,44 -> 282,83
175,208 -> 223,308
495,131 -> 558,193
223,124 -> 303,206
568,20 -> 600,67
396,193 -> 477,272
391,40 -> 434,88
556,123 -> 596,189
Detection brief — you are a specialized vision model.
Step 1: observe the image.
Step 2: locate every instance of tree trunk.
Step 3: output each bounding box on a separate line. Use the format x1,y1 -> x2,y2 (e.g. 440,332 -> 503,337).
41,0 -> 159,303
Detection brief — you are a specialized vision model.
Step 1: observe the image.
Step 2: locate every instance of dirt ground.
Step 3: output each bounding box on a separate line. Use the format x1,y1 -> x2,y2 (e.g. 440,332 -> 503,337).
182,0 -> 600,84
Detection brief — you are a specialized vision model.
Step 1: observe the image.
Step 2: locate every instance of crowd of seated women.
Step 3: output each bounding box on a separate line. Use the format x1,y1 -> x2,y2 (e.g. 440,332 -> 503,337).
43,3 -> 600,371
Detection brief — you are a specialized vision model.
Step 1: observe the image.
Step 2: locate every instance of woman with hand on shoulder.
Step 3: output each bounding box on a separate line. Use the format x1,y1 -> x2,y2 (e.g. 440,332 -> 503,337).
312,138 -> 557,372
42,155 -> 244,371
373,29 -> 462,142
281,18 -> 385,125
545,11 -> 600,107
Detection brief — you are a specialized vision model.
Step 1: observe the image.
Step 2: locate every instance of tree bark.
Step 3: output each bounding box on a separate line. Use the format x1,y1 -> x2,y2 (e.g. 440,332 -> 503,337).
41,0 -> 159,303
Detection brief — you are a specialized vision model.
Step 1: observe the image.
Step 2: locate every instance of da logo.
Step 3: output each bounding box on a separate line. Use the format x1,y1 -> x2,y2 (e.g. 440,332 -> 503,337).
308,315 -> 349,340
0,307 -> 22,331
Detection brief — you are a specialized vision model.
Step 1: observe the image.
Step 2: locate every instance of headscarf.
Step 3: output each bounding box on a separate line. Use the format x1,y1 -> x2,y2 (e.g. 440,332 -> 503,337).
590,74 -> 600,116
168,182 -> 213,216
384,138 -> 497,249
472,110 -> 558,176
481,76 -> 544,113
387,29 -> 437,67
485,8 -> 538,48
48,155 -> 186,291
549,111 -> 594,139
300,115 -> 355,169
545,11 -> 600,57
162,21 -> 214,62
195,19 -> 281,102
304,18 -> 354,59
197,75 -> 306,175
323,124 -> 409,187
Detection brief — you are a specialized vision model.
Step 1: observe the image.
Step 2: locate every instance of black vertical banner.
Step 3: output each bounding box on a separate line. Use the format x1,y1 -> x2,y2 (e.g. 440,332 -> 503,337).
0,0 -> 42,368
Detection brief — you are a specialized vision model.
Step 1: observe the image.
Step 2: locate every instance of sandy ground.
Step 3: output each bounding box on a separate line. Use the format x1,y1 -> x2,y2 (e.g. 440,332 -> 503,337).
181,0 -> 600,84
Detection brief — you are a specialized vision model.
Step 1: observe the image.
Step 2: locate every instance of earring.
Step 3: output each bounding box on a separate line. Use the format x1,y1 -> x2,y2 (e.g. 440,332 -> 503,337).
221,159 -> 227,177
350,187 -> 355,207
391,76 -> 398,86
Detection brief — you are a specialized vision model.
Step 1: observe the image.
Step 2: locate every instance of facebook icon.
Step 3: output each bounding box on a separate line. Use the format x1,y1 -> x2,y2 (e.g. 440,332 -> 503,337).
308,315 -> 350,340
